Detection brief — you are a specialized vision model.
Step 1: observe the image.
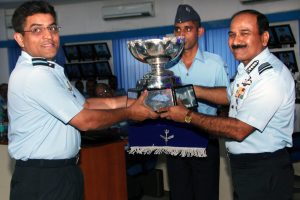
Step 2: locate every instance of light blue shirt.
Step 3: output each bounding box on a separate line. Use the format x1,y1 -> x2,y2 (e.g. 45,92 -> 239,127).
169,48 -> 229,115
8,51 -> 85,160
226,48 -> 295,154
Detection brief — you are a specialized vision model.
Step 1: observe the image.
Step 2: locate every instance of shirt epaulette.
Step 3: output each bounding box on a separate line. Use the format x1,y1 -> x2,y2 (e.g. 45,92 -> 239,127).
32,58 -> 55,68
246,60 -> 259,74
258,62 -> 272,75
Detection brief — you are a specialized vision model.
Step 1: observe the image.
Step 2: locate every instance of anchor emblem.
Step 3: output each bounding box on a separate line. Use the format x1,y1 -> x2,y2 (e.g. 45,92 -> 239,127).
160,129 -> 174,145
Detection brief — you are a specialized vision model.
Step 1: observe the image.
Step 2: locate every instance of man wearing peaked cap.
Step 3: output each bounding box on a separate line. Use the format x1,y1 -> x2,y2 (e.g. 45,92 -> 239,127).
165,4 -> 229,200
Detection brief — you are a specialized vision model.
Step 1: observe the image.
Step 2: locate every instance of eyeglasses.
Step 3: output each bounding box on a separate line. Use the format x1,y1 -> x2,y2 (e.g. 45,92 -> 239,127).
23,25 -> 61,35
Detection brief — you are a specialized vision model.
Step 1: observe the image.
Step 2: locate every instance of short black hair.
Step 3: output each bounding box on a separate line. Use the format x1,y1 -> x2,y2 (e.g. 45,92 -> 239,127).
230,9 -> 269,35
12,1 -> 57,34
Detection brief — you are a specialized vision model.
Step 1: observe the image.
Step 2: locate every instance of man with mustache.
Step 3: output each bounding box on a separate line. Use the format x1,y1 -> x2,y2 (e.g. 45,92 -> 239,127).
160,9 -> 295,199
8,1 -> 158,200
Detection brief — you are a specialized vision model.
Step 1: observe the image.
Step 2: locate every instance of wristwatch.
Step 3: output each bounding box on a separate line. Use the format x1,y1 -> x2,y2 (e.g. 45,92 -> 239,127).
184,110 -> 193,123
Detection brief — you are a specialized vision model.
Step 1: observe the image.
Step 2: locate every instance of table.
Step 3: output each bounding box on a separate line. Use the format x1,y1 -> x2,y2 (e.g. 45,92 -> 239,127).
79,139 -> 128,200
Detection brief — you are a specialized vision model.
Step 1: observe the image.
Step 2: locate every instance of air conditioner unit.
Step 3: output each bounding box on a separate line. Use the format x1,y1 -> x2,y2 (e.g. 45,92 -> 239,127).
102,2 -> 154,20
240,0 -> 282,4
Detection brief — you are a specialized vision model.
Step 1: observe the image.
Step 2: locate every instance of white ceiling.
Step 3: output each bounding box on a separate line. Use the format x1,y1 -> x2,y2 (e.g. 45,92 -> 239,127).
0,0 -> 105,9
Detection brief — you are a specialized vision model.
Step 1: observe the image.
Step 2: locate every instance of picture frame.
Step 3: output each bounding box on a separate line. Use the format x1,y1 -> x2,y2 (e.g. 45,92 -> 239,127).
274,50 -> 299,74
272,24 -> 296,45
268,27 -> 280,49
173,84 -> 198,109
64,63 -> 82,80
94,61 -> 112,78
80,62 -> 97,79
78,44 -> 96,61
62,45 -> 80,63
93,43 -> 111,59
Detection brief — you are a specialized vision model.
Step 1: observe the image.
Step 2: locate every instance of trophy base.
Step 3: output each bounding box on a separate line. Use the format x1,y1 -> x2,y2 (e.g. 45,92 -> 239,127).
127,84 -> 198,112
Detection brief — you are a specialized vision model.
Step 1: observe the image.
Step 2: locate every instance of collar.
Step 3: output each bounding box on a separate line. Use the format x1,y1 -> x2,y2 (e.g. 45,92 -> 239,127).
21,51 -> 55,68
194,48 -> 205,62
238,48 -> 272,79
179,48 -> 204,65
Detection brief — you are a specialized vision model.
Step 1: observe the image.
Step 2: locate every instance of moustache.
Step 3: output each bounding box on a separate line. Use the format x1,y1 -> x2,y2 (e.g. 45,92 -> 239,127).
231,44 -> 247,49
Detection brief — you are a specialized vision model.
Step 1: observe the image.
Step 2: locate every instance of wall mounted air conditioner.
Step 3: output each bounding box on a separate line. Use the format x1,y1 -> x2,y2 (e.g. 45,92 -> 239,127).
102,2 -> 154,20
240,0 -> 282,4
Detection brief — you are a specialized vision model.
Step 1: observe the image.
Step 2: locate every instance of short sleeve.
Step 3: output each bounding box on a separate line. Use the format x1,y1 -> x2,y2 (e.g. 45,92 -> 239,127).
25,68 -> 83,124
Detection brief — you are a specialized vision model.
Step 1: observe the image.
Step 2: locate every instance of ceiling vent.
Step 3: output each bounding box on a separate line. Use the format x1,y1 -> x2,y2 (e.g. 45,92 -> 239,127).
102,2 -> 154,20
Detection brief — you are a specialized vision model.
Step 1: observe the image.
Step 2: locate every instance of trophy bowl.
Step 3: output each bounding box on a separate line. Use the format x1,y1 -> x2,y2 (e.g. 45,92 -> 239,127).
127,36 -> 198,112
128,36 -> 184,64
127,36 -> 184,89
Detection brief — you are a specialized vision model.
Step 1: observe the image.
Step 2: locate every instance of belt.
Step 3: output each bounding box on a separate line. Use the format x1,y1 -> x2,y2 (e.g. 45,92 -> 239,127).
16,156 -> 79,168
228,148 -> 288,162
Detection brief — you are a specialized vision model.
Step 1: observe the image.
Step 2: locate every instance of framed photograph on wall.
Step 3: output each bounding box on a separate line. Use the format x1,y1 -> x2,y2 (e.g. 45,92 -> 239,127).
78,44 -> 96,61
63,45 -> 80,63
268,27 -> 280,49
274,50 -> 298,74
93,43 -> 111,59
64,63 -> 82,80
80,62 -> 97,79
272,24 -> 296,45
94,61 -> 112,78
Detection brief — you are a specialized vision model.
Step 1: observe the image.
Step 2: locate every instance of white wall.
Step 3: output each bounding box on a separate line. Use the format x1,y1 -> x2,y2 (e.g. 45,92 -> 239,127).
31,0 -> 300,37
0,145 -> 14,200
0,0 -> 300,82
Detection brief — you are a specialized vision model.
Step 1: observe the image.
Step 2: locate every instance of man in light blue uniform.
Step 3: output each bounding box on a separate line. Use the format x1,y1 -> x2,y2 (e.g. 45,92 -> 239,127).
166,4 -> 229,200
8,52 -> 85,160
226,48 -> 294,154
161,9 -> 295,200
8,1 -> 158,200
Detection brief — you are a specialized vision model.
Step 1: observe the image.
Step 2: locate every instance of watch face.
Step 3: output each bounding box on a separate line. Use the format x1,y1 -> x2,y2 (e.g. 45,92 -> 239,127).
185,116 -> 192,123
184,109 -> 193,123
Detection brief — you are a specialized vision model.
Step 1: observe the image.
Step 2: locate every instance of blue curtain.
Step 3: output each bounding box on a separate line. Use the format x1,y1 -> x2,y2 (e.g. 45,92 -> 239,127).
112,35 -> 162,91
204,27 -> 239,79
113,27 -> 239,91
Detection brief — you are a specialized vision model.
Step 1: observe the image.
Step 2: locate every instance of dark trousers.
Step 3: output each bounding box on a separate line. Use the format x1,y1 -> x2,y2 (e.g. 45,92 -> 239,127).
230,148 -> 294,200
167,139 -> 220,200
10,158 -> 84,200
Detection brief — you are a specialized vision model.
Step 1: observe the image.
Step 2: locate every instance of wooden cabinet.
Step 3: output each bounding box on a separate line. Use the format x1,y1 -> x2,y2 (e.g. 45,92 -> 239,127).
79,140 -> 127,200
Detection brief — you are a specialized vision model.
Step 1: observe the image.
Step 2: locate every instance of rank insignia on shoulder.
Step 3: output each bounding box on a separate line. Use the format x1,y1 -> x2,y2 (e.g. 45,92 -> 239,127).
32,58 -> 54,68
258,62 -> 272,75
246,60 -> 259,74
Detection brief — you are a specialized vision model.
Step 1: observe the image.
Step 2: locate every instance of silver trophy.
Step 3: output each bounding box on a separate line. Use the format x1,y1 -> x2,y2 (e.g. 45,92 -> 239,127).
127,36 -> 197,111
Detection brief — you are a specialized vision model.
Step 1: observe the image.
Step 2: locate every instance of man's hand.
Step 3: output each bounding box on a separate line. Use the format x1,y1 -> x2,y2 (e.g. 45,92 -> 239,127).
127,90 -> 159,121
159,101 -> 189,123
